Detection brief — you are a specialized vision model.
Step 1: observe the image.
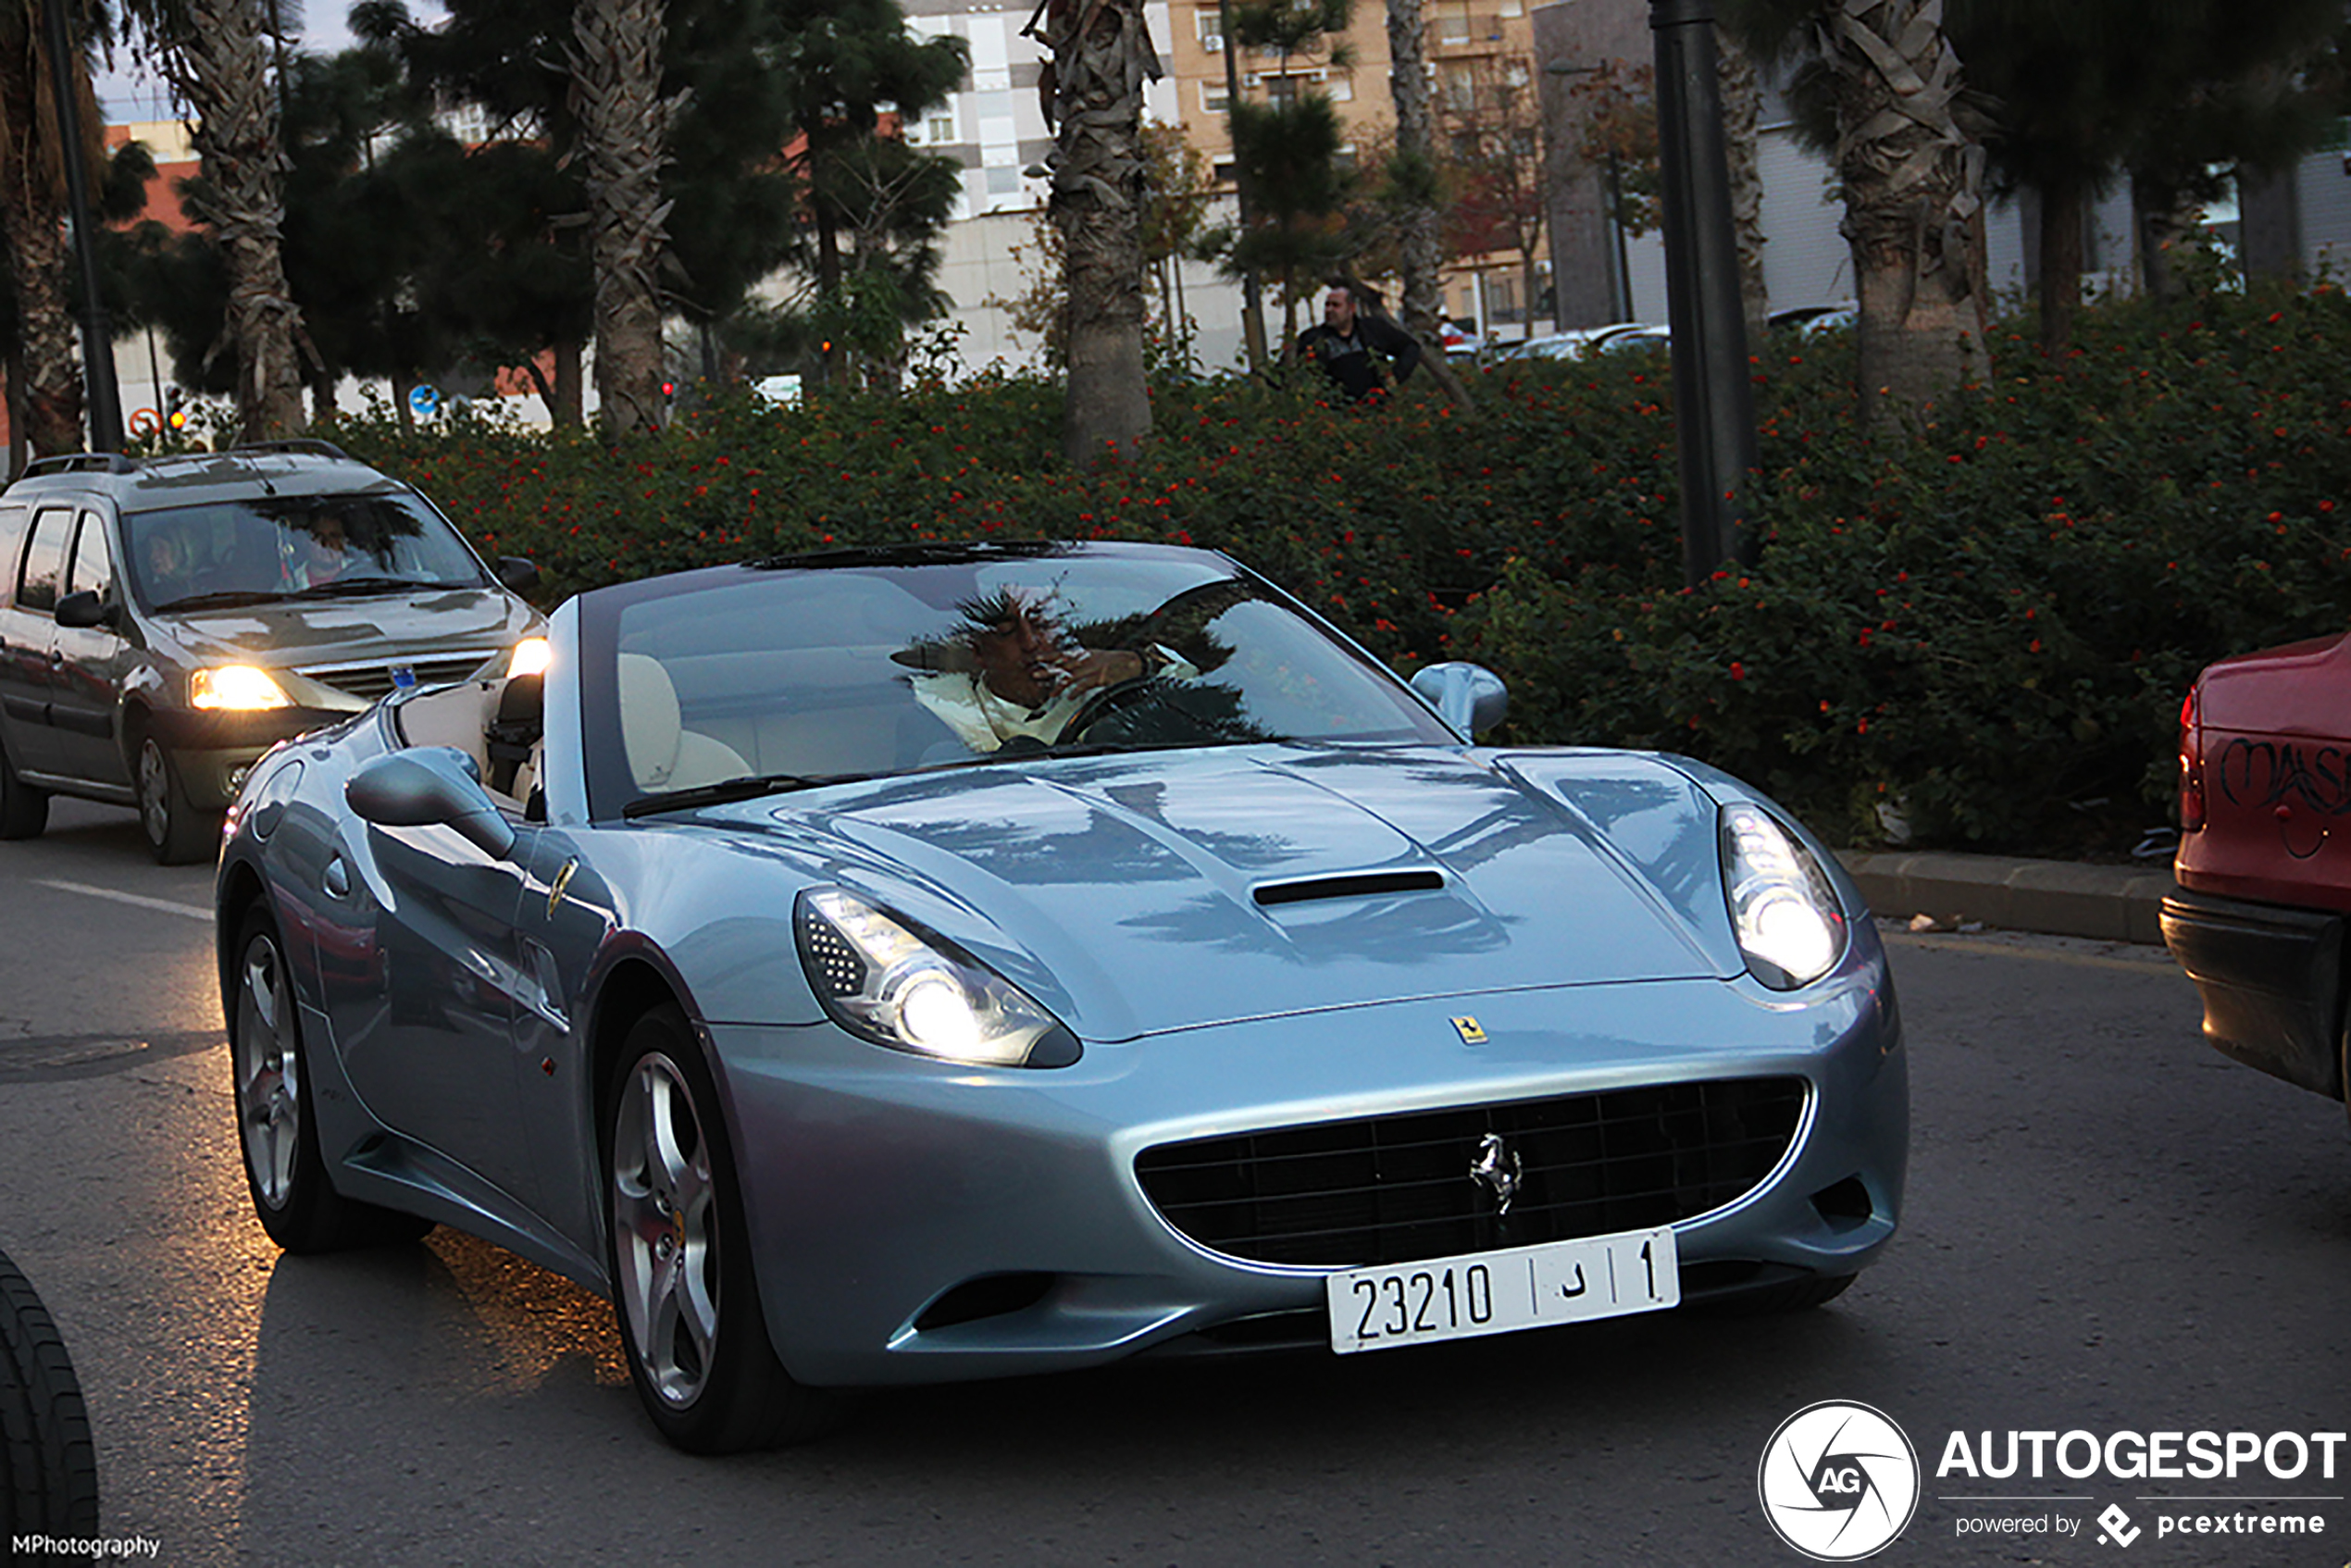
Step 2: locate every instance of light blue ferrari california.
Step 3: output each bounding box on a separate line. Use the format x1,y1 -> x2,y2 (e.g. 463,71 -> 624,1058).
215,541 -> 1906,1451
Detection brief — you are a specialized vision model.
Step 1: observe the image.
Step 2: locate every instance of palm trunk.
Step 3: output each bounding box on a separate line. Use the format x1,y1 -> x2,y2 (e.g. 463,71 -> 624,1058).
164,0 -> 309,441
1719,36 -> 1769,347
554,337 -> 586,427
3,199 -> 82,454
2036,171 -> 2085,352
1386,0 -> 1445,346
1820,0 -> 1988,429
0,17 -> 83,454
1039,0 -> 1158,465
2133,171 -> 2199,302
570,0 -> 680,437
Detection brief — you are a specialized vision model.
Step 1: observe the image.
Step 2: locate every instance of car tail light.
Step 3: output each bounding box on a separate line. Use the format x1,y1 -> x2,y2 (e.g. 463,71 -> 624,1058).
2178,685 -> 2206,832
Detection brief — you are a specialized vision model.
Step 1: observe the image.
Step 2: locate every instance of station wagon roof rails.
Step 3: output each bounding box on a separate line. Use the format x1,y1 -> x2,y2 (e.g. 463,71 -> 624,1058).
17,453 -> 137,479
233,438 -> 353,461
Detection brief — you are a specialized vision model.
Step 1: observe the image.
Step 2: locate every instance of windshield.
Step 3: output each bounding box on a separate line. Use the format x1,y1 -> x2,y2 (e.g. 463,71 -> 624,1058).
124,491 -> 491,611
587,550 -> 1456,818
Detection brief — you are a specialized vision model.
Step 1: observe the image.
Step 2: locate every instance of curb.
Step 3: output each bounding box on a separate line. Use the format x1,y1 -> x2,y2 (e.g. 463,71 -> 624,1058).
1836,850 -> 2177,946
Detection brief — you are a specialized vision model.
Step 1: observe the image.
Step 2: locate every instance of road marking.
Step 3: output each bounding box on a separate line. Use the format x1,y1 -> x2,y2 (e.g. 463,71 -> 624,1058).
35,878 -> 211,923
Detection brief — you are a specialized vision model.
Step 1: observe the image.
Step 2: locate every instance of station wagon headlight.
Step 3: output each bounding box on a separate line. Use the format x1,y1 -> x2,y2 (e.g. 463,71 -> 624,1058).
1720,803 -> 1847,989
793,887 -> 1080,1067
507,637 -> 553,678
191,666 -> 292,711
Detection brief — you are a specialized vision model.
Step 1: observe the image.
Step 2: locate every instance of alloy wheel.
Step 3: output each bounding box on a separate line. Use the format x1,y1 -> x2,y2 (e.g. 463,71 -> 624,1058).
611,1051 -> 719,1408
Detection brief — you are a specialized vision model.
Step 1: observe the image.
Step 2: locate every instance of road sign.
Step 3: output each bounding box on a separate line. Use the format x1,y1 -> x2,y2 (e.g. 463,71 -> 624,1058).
408,384 -> 441,417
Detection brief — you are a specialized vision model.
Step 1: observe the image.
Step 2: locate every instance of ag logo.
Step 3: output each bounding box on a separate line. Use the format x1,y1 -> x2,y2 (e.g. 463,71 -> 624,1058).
1758,1400 -> 1920,1561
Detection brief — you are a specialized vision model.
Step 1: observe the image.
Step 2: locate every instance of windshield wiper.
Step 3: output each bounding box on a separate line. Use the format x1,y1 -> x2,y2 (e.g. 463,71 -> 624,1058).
288,575 -> 451,598
153,588 -> 293,611
622,771 -> 879,818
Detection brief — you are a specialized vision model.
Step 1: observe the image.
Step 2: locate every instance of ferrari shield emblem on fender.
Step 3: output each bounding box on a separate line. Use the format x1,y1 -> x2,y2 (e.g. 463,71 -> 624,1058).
1450,1015 -> 1486,1045
547,858 -> 579,918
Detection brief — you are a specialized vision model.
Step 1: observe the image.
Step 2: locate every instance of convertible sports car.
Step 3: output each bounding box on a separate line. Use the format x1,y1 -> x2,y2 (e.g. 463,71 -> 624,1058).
215,541 -> 1906,1451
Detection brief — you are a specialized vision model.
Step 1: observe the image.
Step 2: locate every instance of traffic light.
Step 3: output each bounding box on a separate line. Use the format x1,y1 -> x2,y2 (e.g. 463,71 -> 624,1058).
164,384 -> 186,430
660,379 -> 677,401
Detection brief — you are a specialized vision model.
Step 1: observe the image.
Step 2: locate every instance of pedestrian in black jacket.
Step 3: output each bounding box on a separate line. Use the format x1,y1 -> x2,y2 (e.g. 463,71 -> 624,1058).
1296,282 -> 1422,402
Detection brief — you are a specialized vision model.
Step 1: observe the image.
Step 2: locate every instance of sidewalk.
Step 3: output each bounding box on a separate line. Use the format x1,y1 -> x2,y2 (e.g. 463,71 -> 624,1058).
1836,849 -> 2176,946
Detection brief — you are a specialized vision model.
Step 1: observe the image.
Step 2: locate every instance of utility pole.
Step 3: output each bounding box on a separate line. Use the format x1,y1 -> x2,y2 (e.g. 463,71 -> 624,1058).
1649,0 -> 1757,585
42,0 -> 123,452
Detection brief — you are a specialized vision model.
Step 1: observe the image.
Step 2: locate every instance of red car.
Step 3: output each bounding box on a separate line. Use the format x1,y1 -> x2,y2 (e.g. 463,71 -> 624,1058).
2161,628 -> 2351,1109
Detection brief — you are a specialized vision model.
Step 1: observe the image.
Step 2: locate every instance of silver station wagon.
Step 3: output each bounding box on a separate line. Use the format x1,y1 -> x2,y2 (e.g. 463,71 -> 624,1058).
0,442 -> 541,862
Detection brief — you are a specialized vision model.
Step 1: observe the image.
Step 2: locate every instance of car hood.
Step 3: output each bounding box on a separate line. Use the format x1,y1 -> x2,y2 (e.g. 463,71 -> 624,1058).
148,587 -> 536,668
724,745 -> 1741,1041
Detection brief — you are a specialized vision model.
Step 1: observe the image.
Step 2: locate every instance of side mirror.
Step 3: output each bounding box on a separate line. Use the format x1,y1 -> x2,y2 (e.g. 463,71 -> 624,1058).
1410,661 -> 1509,739
495,556 -> 541,593
54,591 -> 116,630
347,746 -> 517,859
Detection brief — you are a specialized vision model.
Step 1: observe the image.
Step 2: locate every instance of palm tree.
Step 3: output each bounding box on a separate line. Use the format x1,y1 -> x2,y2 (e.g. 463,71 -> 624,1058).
1728,0 -> 1989,427
568,0 -> 678,435
1031,0 -> 1157,464
121,0 -> 310,440
0,0 -> 102,455
1384,0 -> 1443,346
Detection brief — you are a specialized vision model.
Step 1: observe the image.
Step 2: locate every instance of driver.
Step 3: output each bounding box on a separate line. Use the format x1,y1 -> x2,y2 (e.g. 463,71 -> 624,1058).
902,588 -> 1191,753
286,512 -> 355,589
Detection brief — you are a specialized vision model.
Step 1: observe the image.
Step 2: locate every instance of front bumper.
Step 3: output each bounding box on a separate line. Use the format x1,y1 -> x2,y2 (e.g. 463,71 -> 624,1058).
707,953 -> 1908,1388
2160,888 -> 2345,1099
150,705 -> 343,808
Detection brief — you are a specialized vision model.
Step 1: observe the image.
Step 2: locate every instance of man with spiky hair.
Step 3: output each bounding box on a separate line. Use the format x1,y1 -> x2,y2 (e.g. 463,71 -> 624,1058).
897,588 -> 1191,753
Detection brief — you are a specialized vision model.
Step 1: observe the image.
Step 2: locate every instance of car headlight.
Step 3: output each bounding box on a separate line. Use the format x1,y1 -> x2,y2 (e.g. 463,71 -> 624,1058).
793,887 -> 1080,1067
507,636 -> 553,678
1720,803 -> 1847,989
190,666 -> 292,710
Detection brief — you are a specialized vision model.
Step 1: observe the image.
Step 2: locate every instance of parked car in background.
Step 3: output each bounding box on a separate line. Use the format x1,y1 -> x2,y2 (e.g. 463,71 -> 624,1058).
1768,303 -> 1859,338
1438,320 -> 1485,356
215,539 -> 1907,1452
1592,324 -> 1674,356
2161,628 -> 2351,1113
0,442 -> 542,863
1494,324 -> 1648,363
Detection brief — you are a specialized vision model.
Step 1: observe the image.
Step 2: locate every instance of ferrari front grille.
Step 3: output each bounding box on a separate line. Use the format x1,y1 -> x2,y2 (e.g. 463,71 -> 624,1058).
1134,1076 -> 1808,1267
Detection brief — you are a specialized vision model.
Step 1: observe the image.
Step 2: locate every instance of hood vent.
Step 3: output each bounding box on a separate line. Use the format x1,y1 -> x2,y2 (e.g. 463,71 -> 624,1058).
1251,869 -> 1445,907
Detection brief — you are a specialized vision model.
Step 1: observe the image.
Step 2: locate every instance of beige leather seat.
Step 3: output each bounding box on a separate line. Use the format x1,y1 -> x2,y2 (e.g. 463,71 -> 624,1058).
618,653 -> 750,791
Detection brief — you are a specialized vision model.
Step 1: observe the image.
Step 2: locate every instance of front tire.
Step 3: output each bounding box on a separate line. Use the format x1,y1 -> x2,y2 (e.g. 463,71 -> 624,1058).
0,1245 -> 99,1539
0,741 -> 47,840
230,905 -> 430,1252
604,1005 -> 840,1451
135,732 -> 213,865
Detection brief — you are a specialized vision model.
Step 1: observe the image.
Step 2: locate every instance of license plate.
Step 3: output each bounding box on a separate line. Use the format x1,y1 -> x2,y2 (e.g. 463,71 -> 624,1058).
1325,1226 -> 1680,1355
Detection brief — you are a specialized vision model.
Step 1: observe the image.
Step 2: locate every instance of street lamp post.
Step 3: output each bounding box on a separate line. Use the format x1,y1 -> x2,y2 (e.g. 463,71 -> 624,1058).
1649,0 -> 1758,585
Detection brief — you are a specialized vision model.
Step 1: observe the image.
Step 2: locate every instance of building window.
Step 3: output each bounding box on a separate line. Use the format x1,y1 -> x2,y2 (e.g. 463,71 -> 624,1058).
1437,0 -> 1471,44
1201,81 -> 1230,112
1266,74 -> 1300,107
927,114 -> 955,144
1195,8 -> 1224,50
1326,75 -> 1352,102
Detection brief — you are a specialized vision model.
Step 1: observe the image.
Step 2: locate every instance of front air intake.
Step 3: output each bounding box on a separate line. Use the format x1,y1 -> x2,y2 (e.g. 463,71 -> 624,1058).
1136,1077 -> 1809,1267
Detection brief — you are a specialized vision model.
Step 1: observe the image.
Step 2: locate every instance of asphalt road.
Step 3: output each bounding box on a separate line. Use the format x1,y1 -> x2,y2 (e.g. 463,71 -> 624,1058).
1,798 -> 2345,1567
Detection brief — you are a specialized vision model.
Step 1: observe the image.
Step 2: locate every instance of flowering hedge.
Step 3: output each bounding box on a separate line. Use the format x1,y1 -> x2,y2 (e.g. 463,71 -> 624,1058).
331,282 -> 2351,857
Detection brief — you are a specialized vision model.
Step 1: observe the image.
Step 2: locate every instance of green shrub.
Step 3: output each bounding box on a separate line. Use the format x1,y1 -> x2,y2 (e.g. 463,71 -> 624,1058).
330,281 -> 2351,858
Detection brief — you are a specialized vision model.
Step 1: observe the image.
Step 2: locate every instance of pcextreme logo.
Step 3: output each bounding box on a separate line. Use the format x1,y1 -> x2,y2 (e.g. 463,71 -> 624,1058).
1758,1400 -> 1922,1561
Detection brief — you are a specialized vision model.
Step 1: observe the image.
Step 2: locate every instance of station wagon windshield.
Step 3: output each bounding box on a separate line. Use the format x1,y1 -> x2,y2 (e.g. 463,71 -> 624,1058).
589,551 -> 1457,818
124,492 -> 491,612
